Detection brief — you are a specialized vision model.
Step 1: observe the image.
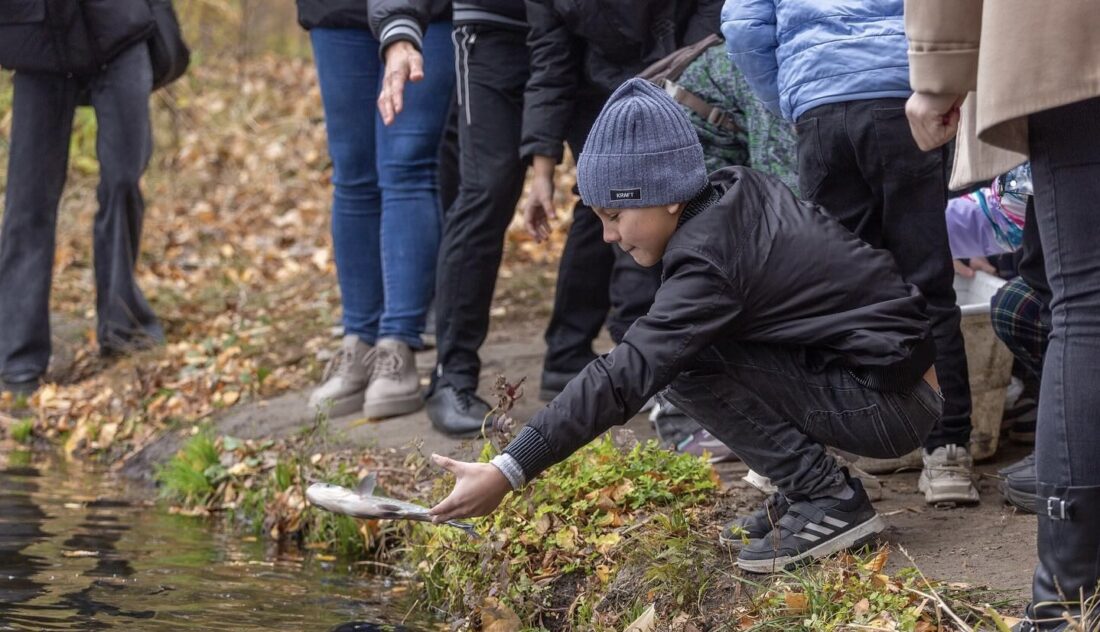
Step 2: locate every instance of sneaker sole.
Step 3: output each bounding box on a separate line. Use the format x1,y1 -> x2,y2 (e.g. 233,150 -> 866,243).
310,392 -> 366,419
735,514 -> 885,574
1001,482 -> 1038,514
719,531 -> 753,548
918,476 -> 981,505
363,393 -> 424,420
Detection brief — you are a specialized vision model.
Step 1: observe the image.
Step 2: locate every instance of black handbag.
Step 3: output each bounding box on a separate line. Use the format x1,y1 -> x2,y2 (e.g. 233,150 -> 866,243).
146,0 -> 189,90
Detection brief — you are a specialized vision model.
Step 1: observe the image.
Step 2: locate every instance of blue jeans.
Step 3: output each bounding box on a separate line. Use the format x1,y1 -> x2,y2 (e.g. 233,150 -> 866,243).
310,25 -> 454,348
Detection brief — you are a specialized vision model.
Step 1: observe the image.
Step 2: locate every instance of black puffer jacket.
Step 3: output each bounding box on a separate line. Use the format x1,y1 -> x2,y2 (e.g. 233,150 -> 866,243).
0,0 -> 153,75
521,0 -> 722,162
504,167 -> 935,480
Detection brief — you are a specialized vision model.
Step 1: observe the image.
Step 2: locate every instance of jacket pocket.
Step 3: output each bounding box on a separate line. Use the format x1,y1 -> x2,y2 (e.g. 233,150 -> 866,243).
795,116 -> 829,199
0,0 -> 44,24
872,106 -> 944,179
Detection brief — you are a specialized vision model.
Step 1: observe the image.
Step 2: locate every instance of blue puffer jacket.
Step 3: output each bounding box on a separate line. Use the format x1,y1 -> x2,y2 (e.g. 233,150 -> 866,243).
721,0 -> 911,122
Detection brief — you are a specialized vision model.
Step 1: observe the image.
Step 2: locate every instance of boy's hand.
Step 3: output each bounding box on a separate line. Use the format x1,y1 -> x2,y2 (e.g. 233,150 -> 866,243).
378,41 -> 423,126
524,156 -> 558,242
953,256 -> 996,278
428,454 -> 512,522
905,92 -> 966,151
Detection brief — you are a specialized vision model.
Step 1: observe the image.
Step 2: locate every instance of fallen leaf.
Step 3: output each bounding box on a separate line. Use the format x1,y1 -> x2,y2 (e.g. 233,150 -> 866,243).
784,592 -> 809,613
62,550 -> 99,558
622,604 -> 656,632
481,597 -> 521,632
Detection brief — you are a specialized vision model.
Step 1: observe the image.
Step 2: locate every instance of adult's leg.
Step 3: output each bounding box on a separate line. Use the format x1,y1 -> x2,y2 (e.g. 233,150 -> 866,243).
1027,96 -> 1100,630
0,71 -> 78,382
866,100 -> 970,452
310,28 -> 384,344
606,249 -> 662,343
375,21 -> 455,348
88,43 -> 162,353
542,101 -> 613,382
802,100 -> 972,454
432,25 -> 528,394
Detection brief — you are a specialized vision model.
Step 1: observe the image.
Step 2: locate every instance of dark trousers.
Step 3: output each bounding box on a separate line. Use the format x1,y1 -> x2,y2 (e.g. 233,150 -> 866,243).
796,98 -> 971,451
0,43 -> 160,382
1029,97 -> 1100,489
542,101 -> 664,375
431,25 -> 529,393
664,343 -> 942,499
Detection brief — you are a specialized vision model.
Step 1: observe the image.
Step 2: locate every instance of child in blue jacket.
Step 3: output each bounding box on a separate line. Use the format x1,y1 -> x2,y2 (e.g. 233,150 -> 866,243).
722,0 -> 978,506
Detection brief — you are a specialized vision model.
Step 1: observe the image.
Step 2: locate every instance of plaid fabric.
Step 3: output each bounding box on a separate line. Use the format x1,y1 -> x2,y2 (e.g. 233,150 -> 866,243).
990,275 -> 1049,378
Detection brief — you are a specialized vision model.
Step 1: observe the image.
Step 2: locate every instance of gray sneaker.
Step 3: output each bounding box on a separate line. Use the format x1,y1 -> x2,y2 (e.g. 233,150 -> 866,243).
363,338 -> 423,419
308,335 -> 375,417
918,444 -> 980,505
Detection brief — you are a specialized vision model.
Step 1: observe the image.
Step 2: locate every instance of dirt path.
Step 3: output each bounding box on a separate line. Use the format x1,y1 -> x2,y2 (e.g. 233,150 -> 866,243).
129,317 -> 1037,604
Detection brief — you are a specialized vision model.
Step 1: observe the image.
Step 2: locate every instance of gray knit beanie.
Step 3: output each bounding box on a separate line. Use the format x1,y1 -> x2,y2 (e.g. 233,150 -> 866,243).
577,77 -> 707,209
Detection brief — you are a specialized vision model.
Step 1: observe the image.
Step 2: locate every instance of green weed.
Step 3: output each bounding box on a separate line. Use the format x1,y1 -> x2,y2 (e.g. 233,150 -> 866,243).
10,419 -> 34,444
156,429 -> 224,505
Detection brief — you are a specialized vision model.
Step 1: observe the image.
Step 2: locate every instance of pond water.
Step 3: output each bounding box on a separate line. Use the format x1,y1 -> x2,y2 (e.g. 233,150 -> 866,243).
0,451 -> 430,631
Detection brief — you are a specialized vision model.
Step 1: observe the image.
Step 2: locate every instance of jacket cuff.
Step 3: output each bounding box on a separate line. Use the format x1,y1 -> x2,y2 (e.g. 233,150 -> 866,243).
908,48 -> 979,95
378,15 -> 424,56
503,425 -> 558,481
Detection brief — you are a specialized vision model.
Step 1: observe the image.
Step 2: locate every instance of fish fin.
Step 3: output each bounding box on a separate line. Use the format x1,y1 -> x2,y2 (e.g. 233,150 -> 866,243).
355,472 -> 378,497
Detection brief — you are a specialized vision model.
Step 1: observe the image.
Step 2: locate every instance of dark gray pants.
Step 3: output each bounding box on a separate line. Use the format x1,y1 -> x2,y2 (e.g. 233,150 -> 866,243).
0,43 -> 161,382
796,99 -> 971,452
431,25 -> 529,394
665,343 -> 942,500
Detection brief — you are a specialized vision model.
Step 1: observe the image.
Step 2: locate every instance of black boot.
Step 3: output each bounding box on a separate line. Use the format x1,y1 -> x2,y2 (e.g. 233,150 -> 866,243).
1018,483 -> 1100,631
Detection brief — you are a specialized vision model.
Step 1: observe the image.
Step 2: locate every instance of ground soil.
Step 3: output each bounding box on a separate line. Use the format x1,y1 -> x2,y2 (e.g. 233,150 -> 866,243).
124,314 -> 1038,605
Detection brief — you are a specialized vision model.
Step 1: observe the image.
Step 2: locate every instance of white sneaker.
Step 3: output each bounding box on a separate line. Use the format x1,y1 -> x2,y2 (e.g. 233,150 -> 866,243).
362,338 -> 424,419
308,334 -> 375,417
918,444 -> 980,505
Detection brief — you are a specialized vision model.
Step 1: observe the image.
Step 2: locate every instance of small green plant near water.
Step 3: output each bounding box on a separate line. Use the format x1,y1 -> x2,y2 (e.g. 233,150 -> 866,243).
156,429 -> 222,506
406,435 -> 719,627
10,419 -> 35,444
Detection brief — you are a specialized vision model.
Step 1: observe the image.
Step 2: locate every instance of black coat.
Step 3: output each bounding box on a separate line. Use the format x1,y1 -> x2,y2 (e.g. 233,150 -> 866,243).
297,0 -> 451,55
521,0 -> 722,162
504,167 -> 935,480
0,0 -> 153,75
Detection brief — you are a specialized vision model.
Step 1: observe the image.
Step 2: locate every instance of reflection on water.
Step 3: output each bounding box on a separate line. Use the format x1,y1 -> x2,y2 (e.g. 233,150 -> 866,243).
0,451 -> 423,631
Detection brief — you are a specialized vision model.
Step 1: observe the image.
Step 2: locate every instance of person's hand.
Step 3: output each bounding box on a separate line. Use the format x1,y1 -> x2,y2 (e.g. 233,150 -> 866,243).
524,156 -> 558,242
378,41 -> 423,126
905,92 -> 966,151
953,255 -> 996,278
428,454 -> 513,522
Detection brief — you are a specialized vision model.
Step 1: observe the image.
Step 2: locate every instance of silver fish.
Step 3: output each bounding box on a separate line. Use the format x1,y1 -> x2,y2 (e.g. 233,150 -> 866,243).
305,473 -> 479,538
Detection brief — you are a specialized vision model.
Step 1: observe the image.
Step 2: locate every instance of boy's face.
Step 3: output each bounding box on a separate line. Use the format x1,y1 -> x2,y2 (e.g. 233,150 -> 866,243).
593,203 -> 682,267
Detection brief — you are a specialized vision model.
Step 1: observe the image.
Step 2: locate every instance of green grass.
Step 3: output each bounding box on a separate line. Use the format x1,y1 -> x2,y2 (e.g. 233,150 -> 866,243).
10,419 -> 34,444
156,430 -> 223,505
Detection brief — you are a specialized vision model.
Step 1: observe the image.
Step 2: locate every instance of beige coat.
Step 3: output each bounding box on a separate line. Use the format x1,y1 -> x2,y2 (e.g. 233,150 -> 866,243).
905,0 -> 1100,188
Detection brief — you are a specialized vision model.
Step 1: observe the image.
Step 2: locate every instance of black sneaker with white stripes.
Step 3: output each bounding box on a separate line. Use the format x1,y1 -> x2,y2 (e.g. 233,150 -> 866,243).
736,478 -> 884,573
719,492 -> 789,547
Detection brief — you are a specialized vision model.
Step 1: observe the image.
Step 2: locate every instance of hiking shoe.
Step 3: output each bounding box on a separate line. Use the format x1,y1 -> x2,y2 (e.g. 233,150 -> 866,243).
736,479 -> 884,573
308,335 -> 376,417
1000,453 -> 1037,514
918,444 -> 980,505
426,385 -> 489,437
676,429 -> 737,463
363,338 -> 423,419
719,492 -> 790,547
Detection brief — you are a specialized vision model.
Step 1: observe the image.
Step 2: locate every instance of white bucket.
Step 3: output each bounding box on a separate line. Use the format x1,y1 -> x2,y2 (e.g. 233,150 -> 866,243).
953,271 -> 1014,460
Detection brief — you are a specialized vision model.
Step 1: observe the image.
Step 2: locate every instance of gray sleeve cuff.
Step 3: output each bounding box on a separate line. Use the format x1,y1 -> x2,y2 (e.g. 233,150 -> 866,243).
490,453 -> 526,490
503,425 -> 558,481
379,16 -> 424,55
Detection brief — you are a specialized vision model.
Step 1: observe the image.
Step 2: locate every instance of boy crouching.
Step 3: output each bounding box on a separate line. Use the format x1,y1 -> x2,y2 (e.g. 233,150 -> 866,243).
428,78 -> 942,572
